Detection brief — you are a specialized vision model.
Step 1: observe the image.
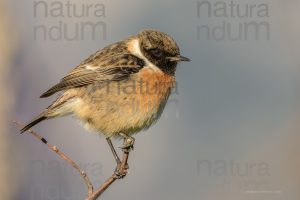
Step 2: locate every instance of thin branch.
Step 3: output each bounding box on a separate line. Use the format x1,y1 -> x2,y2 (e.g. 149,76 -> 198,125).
12,120 -> 94,196
87,151 -> 130,200
13,119 -> 133,200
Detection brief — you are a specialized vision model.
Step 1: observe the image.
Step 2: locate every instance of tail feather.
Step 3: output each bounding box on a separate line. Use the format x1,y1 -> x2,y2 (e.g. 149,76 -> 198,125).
20,92 -> 78,134
20,115 -> 47,134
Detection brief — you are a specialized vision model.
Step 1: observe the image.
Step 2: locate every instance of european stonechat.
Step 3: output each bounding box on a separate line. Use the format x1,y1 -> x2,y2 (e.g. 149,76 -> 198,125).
20,29 -> 190,151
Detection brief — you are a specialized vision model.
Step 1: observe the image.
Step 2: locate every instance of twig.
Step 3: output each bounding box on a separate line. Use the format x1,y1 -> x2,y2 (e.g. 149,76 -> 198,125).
87,151 -> 130,200
13,119 -> 133,200
12,120 -> 94,196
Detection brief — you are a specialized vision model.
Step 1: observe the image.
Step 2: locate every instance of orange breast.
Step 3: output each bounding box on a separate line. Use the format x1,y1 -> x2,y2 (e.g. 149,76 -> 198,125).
133,67 -> 175,115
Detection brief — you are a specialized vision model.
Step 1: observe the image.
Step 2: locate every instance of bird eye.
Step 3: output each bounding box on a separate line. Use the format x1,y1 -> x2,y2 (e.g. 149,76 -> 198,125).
150,48 -> 163,58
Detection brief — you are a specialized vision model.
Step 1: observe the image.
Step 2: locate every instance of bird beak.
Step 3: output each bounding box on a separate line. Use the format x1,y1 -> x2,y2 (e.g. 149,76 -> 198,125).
167,55 -> 191,62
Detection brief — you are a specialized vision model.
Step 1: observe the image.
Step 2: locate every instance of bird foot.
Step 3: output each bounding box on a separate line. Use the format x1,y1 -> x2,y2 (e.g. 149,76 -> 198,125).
114,162 -> 129,179
119,133 -> 135,153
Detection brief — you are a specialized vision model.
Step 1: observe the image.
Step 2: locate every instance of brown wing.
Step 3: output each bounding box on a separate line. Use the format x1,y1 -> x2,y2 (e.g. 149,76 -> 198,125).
40,53 -> 145,98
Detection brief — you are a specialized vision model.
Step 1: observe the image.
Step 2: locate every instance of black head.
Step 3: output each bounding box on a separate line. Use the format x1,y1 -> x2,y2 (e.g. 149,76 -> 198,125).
138,29 -> 190,75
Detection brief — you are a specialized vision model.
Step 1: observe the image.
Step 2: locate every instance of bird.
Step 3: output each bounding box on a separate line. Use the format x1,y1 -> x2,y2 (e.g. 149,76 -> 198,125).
20,29 -> 190,162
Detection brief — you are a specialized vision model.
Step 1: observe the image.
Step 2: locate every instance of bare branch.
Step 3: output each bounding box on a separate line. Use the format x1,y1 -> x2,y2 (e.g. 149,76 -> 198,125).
87,151 -> 131,200
12,120 -> 94,196
13,119 -> 133,200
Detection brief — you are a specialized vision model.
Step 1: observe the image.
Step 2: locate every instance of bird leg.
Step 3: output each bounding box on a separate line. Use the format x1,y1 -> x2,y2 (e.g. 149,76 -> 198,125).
106,137 -> 126,178
106,137 -> 121,165
87,134 -> 135,199
111,133 -> 135,179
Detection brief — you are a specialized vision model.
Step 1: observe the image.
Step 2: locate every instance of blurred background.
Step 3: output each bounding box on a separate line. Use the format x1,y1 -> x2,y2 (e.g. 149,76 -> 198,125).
1,0 -> 300,199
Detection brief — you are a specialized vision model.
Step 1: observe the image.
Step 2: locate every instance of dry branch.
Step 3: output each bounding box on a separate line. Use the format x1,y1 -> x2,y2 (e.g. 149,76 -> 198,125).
12,119 -> 132,200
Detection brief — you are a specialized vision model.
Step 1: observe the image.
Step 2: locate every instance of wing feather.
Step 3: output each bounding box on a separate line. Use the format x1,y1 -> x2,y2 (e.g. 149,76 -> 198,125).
40,70 -> 98,97
40,54 -> 144,98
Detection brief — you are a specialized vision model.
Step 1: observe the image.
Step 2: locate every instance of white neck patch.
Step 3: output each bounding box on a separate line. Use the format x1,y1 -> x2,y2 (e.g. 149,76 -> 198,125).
130,39 -> 160,72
